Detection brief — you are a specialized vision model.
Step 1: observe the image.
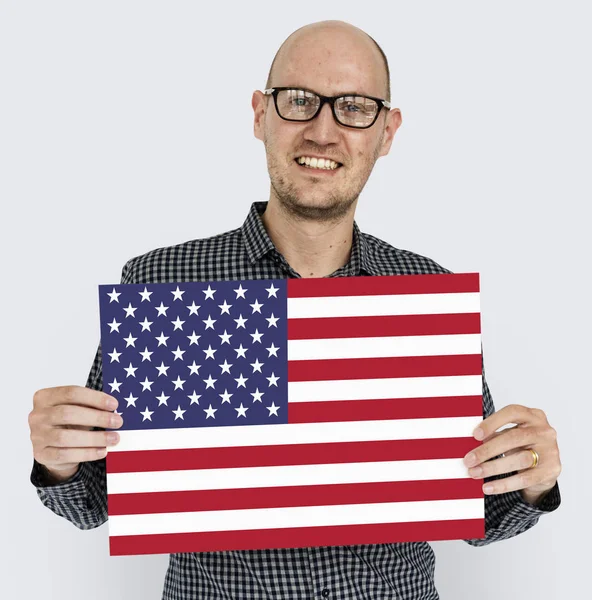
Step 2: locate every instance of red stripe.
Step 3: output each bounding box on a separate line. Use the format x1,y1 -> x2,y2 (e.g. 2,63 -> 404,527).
107,437 -> 481,473
288,313 -> 481,340
289,396 -> 483,423
109,519 -> 485,555
108,478 -> 482,516
287,273 -> 479,298
288,354 -> 482,382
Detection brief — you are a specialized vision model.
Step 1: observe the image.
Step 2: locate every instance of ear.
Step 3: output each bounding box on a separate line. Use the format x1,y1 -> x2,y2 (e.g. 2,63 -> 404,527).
377,108 -> 402,158
252,91 -> 267,142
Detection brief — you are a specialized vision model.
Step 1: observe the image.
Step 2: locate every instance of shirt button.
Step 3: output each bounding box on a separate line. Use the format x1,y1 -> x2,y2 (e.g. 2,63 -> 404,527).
321,589 -> 330,598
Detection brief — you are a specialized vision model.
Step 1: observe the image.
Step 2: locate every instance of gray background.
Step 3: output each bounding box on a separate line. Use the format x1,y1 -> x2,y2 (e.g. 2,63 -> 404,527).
2,1 -> 590,598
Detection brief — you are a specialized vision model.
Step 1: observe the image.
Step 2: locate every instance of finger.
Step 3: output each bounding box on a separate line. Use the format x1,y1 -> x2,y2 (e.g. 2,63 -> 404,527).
38,446 -> 112,466
35,386 -> 118,411
464,426 -> 540,467
46,428 -> 120,448
473,404 -> 536,441
468,449 -> 538,479
481,468 -> 542,495
50,404 -> 123,430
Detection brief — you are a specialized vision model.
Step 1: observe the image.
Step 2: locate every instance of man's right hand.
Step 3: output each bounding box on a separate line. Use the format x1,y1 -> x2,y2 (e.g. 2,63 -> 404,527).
28,385 -> 123,483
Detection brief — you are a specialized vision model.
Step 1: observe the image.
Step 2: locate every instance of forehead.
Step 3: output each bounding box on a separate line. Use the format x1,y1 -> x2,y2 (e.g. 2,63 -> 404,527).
275,33 -> 385,98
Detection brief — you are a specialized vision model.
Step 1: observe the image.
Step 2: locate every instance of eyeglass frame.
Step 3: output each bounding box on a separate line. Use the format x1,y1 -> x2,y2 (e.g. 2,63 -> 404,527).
263,86 -> 392,130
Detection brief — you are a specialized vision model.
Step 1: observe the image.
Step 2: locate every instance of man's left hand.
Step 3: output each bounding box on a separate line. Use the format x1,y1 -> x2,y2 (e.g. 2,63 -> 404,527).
463,404 -> 562,505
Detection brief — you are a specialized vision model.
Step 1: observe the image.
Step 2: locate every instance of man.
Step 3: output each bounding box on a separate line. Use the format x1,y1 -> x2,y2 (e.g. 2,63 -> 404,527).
29,20 -> 561,600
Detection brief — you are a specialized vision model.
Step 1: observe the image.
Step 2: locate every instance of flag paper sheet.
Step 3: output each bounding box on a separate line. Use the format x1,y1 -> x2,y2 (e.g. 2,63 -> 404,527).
98,273 -> 485,556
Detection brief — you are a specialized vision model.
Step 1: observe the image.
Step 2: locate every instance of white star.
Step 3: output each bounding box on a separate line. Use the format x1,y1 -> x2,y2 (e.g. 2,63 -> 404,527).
266,343 -> 279,357
140,377 -> 154,391
171,286 -> 185,301
234,284 -> 247,299
235,403 -> 248,418
203,315 -> 216,330
140,407 -> 154,421
108,348 -> 122,363
219,360 -> 232,374
108,288 -> 121,303
172,376 -> 186,390
251,388 -> 264,403
219,330 -> 232,344
187,331 -> 201,345
108,318 -> 121,333
234,314 -> 248,329
171,346 -> 186,361
139,346 -> 153,362
155,332 -> 169,346
124,393 -> 138,407
235,373 -> 248,388
234,344 -> 248,358
265,283 -> 279,298
187,301 -> 200,316
219,389 -> 233,404
250,359 -> 264,373
124,362 -> 138,378
203,345 -> 217,360
250,299 -> 263,314
155,302 -> 169,316
188,391 -> 201,405
171,316 -> 185,331
203,285 -> 216,300
187,361 -> 201,375
156,392 -> 170,406
123,333 -> 137,347
219,300 -> 232,315
204,404 -> 217,419
250,329 -> 264,343
267,372 -> 280,387
267,402 -> 280,417
173,405 -> 186,420
123,303 -> 137,318
155,361 -> 170,377
108,378 -> 122,393
204,374 -> 217,389
266,313 -> 279,328
139,287 -> 153,302
139,317 -> 153,331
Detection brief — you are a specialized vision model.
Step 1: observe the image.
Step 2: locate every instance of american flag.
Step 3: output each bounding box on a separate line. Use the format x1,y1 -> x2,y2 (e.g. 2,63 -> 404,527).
98,273 -> 485,556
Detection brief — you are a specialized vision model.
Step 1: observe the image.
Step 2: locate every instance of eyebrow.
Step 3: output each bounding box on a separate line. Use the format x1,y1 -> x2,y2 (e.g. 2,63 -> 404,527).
284,86 -> 373,97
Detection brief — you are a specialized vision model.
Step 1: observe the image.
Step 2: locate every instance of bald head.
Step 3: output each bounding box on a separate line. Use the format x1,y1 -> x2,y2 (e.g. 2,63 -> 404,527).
265,20 -> 391,103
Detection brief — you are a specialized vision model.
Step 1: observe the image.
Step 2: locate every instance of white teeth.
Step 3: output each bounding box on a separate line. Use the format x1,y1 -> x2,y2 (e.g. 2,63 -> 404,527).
296,156 -> 340,170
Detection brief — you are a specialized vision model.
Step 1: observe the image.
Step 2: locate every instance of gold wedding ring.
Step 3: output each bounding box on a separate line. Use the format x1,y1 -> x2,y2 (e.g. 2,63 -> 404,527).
528,448 -> 540,469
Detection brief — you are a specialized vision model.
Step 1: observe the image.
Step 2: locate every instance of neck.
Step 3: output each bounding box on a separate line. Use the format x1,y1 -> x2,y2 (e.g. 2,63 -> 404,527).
261,198 -> 356,278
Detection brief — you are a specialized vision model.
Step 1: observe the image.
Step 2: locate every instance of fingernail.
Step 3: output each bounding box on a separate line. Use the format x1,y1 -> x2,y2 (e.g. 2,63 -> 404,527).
110,414 -> 123,428
464,452 -> 477,467
483,484 -> 494,494
107,432 -> 120,445
473,427 -> 484,440
470,467 -> 483,478
107,397 -> 118,410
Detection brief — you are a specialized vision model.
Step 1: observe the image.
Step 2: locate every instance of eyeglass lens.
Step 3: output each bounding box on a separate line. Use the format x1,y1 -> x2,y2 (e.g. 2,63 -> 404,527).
276,89 -> 379,128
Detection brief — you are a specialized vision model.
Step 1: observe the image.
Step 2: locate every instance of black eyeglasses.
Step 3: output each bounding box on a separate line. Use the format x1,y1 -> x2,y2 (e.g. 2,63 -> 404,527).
263,87 -> 391,129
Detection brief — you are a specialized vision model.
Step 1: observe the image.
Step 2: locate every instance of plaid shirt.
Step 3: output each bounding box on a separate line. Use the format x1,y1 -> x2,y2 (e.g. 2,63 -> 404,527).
31,201 -> 560,600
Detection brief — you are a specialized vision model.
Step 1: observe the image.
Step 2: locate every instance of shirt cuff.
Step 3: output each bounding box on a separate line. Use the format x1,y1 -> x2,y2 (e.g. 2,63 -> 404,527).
30,459 -> 83,489
517,481 -> 561,513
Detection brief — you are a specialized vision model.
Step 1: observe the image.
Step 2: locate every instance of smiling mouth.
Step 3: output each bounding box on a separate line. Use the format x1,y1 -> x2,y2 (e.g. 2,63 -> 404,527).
293,156 -> 343,172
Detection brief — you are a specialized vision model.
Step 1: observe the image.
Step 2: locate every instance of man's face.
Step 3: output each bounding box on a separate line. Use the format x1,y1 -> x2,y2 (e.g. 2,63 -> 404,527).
253,33 -> 401,222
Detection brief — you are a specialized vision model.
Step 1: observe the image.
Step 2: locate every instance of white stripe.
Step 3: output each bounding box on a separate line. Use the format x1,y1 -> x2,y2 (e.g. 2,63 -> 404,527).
108,498 -> 484,537
288,375 -> 482,403
288,334 -> 482,361
287,292 -> 480,319
107,458 -> 471,494
109,416 -> 481,452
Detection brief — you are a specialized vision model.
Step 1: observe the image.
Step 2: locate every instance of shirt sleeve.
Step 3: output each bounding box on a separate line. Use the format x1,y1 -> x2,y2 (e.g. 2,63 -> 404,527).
463,353 -> 561,547
30,259 -> 135,529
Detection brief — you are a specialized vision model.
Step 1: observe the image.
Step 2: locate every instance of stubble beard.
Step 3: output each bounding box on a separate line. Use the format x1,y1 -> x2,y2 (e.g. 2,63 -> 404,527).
264,135 -> 382,224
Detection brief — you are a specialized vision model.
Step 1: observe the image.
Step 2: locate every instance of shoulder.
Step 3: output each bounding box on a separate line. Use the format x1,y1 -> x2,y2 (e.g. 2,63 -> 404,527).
119,226 -> 245,284
361,231 -> 453,276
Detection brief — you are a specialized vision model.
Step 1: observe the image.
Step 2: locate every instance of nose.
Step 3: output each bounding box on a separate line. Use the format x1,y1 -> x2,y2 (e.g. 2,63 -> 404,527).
303,102 -> 341,146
